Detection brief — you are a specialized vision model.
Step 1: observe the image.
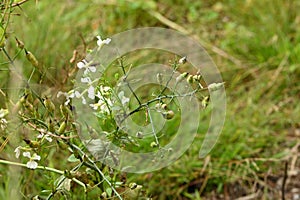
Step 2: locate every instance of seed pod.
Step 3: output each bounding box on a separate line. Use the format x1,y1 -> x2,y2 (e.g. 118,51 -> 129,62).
193,74 -> 201,82
58,121 -> 67,134
208,82 -> 224,92
24,88 -> 33,103
163,110 -> 175,120
179,56 -> 187,64
187,75 -> 194,84
60,104 -> 70,117
44,97 -> 55,113
15,37 -> 24,49
48,119 -> 55,133
25,49 -> 39,67
176,72 -> 189,83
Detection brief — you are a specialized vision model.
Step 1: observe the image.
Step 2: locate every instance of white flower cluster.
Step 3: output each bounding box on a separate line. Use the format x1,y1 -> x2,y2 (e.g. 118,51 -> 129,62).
14,129 -> 52,169
57,35 -> 129,115
14,147 -> 41,169
57,35 -> 112,108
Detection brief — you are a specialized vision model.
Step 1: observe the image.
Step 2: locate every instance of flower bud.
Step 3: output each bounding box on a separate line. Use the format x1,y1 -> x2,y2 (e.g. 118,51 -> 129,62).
129,182 -> 137,189
155,103 -> 162,109
100,192 -> 107,199
24,139 -> 40,148
15,37 -> 24,49
161,103 -> 167,110
136,131 -> 143,139
179,56 -> 187,64
163,110 -> 175,120
150,141 -> 158,148
58,121 -> 67,134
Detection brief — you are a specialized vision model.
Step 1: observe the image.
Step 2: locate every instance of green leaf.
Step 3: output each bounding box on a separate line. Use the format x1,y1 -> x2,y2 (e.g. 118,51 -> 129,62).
67,154 -> 80,163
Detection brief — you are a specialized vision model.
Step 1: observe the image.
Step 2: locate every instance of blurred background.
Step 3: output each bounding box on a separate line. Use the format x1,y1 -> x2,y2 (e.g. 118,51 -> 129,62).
1,0 -> 300,199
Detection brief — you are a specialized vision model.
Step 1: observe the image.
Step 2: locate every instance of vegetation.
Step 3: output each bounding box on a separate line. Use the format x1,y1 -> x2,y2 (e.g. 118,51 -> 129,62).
1,0 -> 299,199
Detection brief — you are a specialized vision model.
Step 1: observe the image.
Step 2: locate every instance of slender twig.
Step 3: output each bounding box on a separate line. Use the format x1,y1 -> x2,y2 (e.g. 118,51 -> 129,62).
282,161 -> 288,200
69,143 -> 123,200
146,105 -> 159,147
0,0 -> 30,10
159,62 -> 178,95
118,57 -> 141,105
0,159 -> 86,190
120,86 -> 206,124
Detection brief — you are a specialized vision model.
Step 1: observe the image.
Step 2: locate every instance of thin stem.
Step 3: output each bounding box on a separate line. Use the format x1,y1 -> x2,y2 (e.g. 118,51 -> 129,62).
120,86 -> 206,124
0,159 -> 86,190
147,105 -> 159,147
159,62 -> 178,95
118,57 -> 141,106
70,143 -> 123,200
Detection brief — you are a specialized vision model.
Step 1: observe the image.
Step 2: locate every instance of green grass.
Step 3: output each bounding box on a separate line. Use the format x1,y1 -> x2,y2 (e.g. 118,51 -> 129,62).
1,0 -> 300,199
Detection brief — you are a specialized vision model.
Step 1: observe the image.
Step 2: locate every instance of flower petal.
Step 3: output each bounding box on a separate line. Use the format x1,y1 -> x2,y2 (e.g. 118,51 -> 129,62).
26,161 -> 38,169
81,77 -> 91,83
74,91 -> 81,98
88,86 -> 95,99
14,146 -> 21,158
77,61 -> 85,69
32,153 -> 41,161
23,152 -> 31,158
89,66 -> 96,73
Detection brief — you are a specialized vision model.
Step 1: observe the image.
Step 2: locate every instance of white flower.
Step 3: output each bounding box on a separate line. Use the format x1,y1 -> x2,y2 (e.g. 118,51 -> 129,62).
77,59 -> 87,69
77,59 -> 96,75
81,96 -> 87,104
57,91 -> 67,98
89,100 -> 103,110
90,99 -> 112,113
58,90 -> 81,105
88,86 -> 95,99
69,90 -> 81,98
99,86 -> 111,96
37,132 -> 53,142
96,36 -> 111,48
23,152 -> 41,169
81,77 -> 92,83
14,146 -> 22,158
118,91 -> 129,105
